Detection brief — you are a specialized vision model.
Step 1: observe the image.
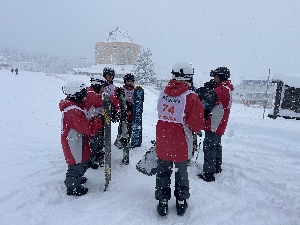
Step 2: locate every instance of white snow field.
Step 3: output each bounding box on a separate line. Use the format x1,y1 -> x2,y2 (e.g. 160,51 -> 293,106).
0,69 -> 299,225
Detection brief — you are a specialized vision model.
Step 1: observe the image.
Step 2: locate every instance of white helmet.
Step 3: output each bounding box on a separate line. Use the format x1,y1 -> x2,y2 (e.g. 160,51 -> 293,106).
62,80 -> 86,96
171,61 -> 194,82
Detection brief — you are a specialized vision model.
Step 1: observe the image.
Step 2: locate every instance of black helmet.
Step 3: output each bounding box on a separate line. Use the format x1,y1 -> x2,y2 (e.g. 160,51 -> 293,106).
123,73 -> 135,83
103,67 -> 115,80
210,67 -> 230,82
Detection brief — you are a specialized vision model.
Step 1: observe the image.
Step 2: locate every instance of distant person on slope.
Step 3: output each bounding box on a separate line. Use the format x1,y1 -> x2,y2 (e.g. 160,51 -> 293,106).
155,62 -> 204,216
114,73 -> 135,151
59,81 -> 103,196
11,68 -> 14,74
84,75 -> 119,169
15,68 -> 18,75
196,67 -> 234,182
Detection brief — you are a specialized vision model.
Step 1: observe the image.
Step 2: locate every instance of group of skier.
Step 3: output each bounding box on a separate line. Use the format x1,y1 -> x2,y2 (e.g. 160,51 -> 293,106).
11,68 -> 18,75
59,62 -> 234,217
59,67 -> 136,196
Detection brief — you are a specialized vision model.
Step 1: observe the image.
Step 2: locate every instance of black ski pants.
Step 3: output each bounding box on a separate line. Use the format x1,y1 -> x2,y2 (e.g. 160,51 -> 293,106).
203,131 -> 222,173
155,158 -> 190,200
64,162 -> 86,189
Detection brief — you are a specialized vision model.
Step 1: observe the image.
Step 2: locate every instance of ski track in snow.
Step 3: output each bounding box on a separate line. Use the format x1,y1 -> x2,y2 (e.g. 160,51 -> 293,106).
0,70 -> 299,224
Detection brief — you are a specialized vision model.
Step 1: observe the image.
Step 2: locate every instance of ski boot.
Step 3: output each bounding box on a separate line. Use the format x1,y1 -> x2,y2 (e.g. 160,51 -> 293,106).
67,185 -> 88,196
80,176 -> 87,184
176,198 -> 188,216
215,167 -> 222,174
157,199 -> 168,216
215,163 -> 222,174
88,160 -> 99,169
197,172 -> 215,182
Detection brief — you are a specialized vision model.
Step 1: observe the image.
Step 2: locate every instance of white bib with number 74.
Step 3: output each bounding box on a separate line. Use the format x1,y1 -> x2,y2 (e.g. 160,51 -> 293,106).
157,90 -> 193,124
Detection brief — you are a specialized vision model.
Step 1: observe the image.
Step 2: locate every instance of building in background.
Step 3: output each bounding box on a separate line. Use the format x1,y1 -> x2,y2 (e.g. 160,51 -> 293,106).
74,27 -> 141,77
232,79 -> 276,108
95,27 -> 141,66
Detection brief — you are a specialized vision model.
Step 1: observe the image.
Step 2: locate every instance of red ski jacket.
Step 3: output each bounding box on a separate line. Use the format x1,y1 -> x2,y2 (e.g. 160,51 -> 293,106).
120,85 -> 134,121
204,80 -> 234,135
156,80 -> 204,162
84,86 -> 119,118
59,98 -> 103,165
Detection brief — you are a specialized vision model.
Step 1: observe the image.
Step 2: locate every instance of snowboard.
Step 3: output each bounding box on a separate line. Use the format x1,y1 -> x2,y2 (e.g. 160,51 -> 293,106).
118,88 -> 130,165
192,131 -> 203,167
130,86 -> 144,148
136,140 -> 157,176
102,92 -> 111,192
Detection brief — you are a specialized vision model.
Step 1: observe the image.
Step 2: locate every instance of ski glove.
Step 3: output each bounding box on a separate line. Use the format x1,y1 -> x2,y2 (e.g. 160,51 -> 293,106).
88,128 -> 104,153
116,87 -> 125,99
127,101 -> 134,111
111,106 -> 120,123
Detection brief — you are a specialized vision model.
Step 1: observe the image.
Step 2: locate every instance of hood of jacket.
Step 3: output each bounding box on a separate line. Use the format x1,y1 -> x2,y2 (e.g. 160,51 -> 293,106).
215,80 -> 234,91
164,79 -> 191,97
123,84 -> 134,90
59,98 -> 81,112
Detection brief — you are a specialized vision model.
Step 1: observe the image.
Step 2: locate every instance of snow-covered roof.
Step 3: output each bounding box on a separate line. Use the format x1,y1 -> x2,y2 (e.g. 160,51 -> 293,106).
241,80 -> 275,86
106,27 -> 132,43
273,73 -> 300,88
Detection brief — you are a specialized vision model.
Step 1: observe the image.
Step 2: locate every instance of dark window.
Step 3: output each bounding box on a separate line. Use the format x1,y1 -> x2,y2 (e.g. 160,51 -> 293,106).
281,85 -> 300,113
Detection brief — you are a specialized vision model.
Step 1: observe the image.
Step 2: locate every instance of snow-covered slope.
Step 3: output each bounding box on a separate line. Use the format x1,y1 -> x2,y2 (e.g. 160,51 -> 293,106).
0,69 -> 299,224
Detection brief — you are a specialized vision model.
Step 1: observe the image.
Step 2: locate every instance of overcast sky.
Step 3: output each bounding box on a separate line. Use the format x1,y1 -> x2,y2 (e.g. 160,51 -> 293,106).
1,0 -> 299,83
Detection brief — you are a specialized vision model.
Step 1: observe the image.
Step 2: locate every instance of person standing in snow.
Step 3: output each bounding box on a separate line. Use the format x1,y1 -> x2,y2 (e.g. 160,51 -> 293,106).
15,68 -> 18,75
103,67 -> 117,96
114,73 -> 135,150
155,62 -> 204,216
102,67 -> 120,122
59,81 -> 103,196
11,68 -> 14,74
84,75 -> 119,169
197,67 -> 234,182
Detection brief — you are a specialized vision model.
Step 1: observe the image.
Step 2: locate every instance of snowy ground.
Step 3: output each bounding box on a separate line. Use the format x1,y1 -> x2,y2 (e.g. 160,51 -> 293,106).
0,69 -> 299,225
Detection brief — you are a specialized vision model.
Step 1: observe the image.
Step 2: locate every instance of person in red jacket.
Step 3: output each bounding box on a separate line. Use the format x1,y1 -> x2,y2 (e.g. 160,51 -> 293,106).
155,62 -> 204,216
197,67 -> 234,182
60,80 -> 103,196
84,76 -> 120,169
114,73 -> 135,150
